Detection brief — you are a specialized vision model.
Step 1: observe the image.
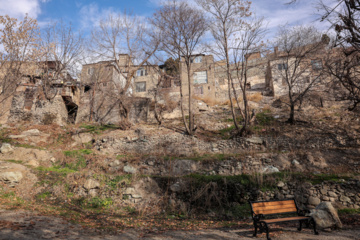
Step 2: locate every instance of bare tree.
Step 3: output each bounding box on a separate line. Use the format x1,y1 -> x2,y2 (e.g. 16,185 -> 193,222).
0,15 -> 40,117
271,25 -> 327,124
317,0 -> 360,110
88,11 -> 159,122
231,17 -> 267,135
196,0 -> 267,135
38,20 -> 84,99
151,0 -> 207,135
323,46 -> 360,110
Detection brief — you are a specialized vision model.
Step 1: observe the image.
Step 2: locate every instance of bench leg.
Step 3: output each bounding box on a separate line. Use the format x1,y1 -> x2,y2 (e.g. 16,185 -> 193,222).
311,218 -> 319,235
253,221 -> 258,237
264,222 -> 271,240
298,220 -> 303,231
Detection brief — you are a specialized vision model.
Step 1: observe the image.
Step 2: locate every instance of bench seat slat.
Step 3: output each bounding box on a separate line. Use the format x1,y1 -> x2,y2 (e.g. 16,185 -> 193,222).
261,216 -> 310,224
253,203 -> 296,211
254,207 -> 298,215
252,200 -> 295,207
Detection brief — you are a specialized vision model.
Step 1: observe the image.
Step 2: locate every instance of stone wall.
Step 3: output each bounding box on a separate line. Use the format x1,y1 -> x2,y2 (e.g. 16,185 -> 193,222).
8,87 -> 69,125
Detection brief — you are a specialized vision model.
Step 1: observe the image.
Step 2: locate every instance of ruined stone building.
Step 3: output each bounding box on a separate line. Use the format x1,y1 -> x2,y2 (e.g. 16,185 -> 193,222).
4,61 -> 80,125
77,54 -> 161,124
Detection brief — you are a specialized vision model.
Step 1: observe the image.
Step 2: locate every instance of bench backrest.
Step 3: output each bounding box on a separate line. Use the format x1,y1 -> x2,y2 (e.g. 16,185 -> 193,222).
250,199 -> 298,216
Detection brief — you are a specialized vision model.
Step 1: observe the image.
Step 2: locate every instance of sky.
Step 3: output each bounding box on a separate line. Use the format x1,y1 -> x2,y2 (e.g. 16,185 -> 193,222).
0,0 -> 332,36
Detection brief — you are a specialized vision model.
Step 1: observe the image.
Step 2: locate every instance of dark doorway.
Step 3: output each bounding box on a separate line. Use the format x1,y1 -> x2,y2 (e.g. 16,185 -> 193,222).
62,96 -> 78,124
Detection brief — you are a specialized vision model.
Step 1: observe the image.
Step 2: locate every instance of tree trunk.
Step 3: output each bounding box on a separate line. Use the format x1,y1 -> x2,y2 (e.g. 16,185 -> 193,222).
288,103 -> 295,124
223,22 -> 240,131
187,62 -> 194,135
179,61 -> 190,135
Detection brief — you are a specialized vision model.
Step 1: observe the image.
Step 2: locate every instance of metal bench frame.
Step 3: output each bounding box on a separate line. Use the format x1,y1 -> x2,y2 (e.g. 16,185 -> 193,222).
249,199 -> 318,240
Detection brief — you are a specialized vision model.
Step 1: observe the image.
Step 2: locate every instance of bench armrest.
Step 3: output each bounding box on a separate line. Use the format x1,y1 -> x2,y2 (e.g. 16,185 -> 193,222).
253,214 -> 264,222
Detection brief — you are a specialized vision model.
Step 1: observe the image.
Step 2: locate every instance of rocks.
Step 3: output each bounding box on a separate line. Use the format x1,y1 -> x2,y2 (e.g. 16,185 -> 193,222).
308,196 -> 321,206
0,171 -> 23,184
170,183 -> 182,192
340,195 -> 351,202
262,165 -> 279,174
245,137 -> 263,145
171,160 -> 197,175
277,181 -> 285,188
83,179 -> 100,197
124,165 -> 137,174
0,143 -> 14,154
84,179 -> 100,190
292,160 -> 300,165
0,147 -> 54,165
72,133 -> 93,144
8,129 -> 50,144
310,202 -> 343,229
328,191 -> 337,198
22,129 -> 41,136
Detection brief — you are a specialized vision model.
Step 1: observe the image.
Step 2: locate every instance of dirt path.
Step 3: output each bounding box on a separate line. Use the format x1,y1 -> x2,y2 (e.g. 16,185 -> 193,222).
0,208 -> 359,240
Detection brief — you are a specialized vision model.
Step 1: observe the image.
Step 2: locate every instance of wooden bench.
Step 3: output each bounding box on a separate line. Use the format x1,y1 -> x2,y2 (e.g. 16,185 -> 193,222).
249,199 -> 318,240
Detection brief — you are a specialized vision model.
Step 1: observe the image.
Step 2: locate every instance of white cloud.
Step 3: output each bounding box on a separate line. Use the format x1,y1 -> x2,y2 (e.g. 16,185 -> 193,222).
0,0 -> 45,19
79,3 -> 116,29
250,0 -> 333,39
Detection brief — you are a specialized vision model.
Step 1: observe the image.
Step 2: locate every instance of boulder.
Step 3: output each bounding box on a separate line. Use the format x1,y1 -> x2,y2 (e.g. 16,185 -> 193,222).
170,183 -> 182,192
262,165 -> 279,174
308,196 -> 321,206
0,143 -> 14,154
72,133 -> 94,144
310,202 -> 343,229
124,165 -> 137,174
84,179 -> 100,190
22,129 -> 41,136
171,160 -> 197,175
245,137 -> 263,144
0,171 -> 23,183
277,181 -> 285,188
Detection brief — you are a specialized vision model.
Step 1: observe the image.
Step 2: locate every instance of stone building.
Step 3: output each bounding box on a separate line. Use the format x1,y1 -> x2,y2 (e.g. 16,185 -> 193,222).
6,61 -> 80,125
180,54 -> 216,101
179,53 -> 267,103
76,55 -> 157,124
265,45 -> 330,97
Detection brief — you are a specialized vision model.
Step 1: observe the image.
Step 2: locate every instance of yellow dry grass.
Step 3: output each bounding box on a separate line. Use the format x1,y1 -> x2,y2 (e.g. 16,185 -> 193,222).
247,92 -> 263,103
192,95 -> 222,107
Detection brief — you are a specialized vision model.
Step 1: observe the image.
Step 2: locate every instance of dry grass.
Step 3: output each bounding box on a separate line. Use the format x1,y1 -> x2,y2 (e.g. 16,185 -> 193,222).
162,92 -> 178,112
222,97 -> 243,107
192,95 -> 222,107
247,92 -> 263,103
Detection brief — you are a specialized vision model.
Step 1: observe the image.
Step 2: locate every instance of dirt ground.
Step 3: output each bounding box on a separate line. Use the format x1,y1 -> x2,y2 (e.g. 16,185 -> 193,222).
1,208 -> 359,240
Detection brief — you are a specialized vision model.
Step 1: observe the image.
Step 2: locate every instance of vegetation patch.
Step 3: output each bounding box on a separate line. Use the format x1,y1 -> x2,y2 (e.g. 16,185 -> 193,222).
308,173 -> 352,185
256,109 -> 275,126
338,208 -> 360,215
80,124 -> 120,134
218,125 -> 236,139
37,165 -> 77,176
106,174 -> 132,190
63,149 -> 92,170
0,128 -> 11,143
5,159 -> 23,164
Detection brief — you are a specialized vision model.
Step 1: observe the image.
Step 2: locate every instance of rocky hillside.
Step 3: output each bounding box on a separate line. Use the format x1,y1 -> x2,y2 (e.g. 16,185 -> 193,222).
0,98 -> 359,238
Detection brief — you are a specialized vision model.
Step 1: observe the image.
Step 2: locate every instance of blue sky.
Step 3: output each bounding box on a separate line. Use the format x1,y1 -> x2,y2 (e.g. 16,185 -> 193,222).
0,0 -> 332,37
